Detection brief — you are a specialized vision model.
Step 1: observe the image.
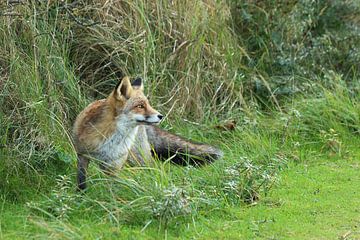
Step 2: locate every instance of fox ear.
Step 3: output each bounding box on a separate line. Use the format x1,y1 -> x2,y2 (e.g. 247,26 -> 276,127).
131,77 -> 144,91
115,76 -> 132,99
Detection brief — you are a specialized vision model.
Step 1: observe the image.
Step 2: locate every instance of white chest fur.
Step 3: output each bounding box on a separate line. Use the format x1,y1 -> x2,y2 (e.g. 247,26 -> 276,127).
96,116 -> 139,167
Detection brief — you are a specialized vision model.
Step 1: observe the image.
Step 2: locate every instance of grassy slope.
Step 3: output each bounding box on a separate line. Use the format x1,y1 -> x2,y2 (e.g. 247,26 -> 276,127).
1,139 -> 359,239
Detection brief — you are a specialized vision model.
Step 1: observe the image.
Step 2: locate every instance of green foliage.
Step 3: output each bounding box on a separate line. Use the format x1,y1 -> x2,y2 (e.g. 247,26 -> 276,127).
229,0 -> 360,100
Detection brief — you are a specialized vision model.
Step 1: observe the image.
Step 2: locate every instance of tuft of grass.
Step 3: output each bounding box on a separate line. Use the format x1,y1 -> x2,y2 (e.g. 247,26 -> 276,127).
286,79 -> 359,148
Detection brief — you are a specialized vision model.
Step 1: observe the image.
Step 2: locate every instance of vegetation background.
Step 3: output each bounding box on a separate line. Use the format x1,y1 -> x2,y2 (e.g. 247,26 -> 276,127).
0,0 -> 359,239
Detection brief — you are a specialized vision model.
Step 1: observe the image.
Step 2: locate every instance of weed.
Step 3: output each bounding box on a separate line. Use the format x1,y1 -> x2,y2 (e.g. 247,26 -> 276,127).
27,175 -> 77,220
222,156 -> 285,204
319,128 -> 343,155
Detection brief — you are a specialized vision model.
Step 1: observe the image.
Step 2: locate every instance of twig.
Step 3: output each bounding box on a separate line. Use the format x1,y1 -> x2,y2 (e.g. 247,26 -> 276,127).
0,12 -> 21,17
64,6 -> 99,27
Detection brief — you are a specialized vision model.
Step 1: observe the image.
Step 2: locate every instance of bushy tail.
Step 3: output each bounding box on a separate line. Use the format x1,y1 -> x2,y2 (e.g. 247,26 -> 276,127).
145,126 -> 223,166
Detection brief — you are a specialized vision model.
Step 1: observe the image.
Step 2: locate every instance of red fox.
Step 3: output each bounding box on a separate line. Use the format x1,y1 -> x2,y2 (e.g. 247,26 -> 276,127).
73,76 -> 223,190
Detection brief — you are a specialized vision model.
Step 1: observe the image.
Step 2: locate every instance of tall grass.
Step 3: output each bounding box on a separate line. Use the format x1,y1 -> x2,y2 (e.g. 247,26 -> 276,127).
69,0 -> 247,119
0,3 -> 85,200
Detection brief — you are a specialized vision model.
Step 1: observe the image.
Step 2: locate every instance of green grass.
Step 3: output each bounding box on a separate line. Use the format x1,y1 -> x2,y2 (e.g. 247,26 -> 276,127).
1,0 -> 360,239
1,140 -> 359,239
187,145 -> 360,239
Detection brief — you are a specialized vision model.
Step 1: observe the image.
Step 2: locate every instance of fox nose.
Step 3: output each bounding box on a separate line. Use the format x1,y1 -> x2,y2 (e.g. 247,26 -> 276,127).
158,114 -> 163,120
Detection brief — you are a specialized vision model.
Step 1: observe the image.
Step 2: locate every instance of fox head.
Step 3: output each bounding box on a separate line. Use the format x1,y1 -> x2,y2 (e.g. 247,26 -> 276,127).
109,76 -> 163,125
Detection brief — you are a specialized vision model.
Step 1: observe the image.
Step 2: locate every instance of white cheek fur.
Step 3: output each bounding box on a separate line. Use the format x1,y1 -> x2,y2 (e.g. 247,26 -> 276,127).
134,114 -> 146,122
145,115 -> 161,123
